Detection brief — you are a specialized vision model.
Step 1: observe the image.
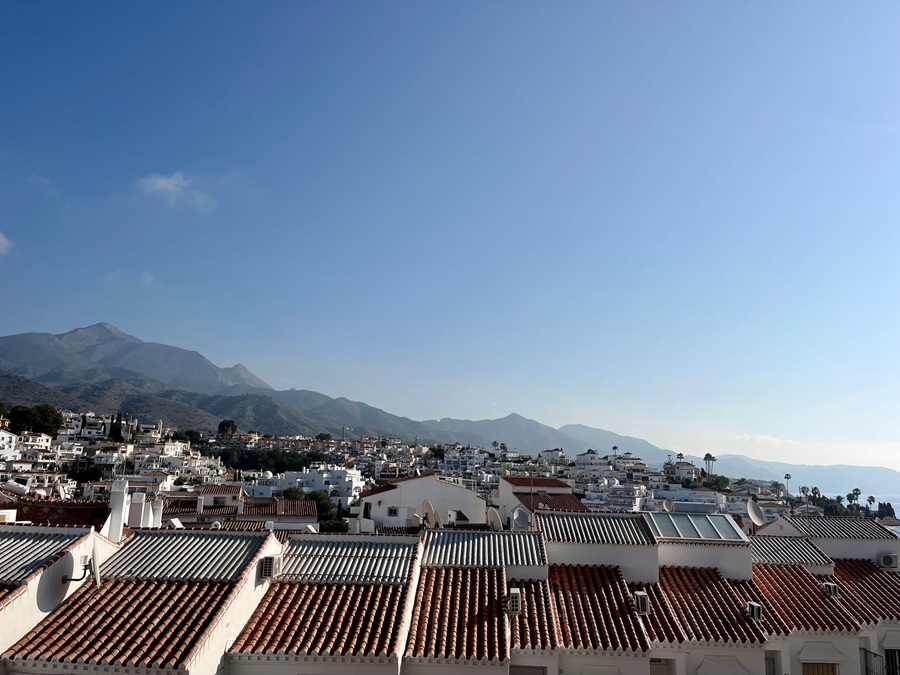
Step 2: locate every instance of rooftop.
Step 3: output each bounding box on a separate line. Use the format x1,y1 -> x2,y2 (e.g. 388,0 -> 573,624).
422,530 -> 547,568
644,512 -> 748,544
789,515 -> 898,540
750,535 -> 833,567
101,530 -> 269,581
537,512 -> 655,546
282,535 -> 419,584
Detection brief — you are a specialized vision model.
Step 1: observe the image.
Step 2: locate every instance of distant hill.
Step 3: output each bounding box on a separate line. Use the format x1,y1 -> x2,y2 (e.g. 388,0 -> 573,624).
0,323 -> 271,394
2,323 -> 898,498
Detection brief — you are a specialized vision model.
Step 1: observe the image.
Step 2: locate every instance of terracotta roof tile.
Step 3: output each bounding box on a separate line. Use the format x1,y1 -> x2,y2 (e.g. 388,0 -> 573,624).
727,578 -> 791,637
359,484 -> 397,499
4,578 -> 233,667
631,567 -> 768,645
828,558 -> 900,624
508,578 -> 562,651
752,563 -> 859,633
514,492 -> 589,513
503,477 -> 571,489
407,566 -> 507,661
231,581 -> 407,656
550,564 -> 649,652
200,484 -> 243,495
283,499 -> 317,517
241,498 -> 277,516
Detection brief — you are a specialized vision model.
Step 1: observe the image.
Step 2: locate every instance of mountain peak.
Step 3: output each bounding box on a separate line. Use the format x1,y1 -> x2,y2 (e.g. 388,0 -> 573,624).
57,322 -> 142,347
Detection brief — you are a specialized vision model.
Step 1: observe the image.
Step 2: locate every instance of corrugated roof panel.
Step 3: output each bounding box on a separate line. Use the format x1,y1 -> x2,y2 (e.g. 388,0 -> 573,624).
536,512 -> 655,545
645,513 -> 747,543
791,516 -> 898,540
422,530 -> 546,567
281,535 -> 419,584
0,526 -> 90,583
101,530 -> 267,581
750,536 -> 833,566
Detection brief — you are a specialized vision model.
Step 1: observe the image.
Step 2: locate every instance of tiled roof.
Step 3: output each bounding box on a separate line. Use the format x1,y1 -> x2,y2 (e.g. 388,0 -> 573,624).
200,484 -> 243,495
282,535 -> 419,584
163,497 -> 198,515
645,513 -> 748,544
407,566 -> 507,661
4,578 -> 233,667
551,564 -> 649,651
634,566 -> 767,644
752,563 -> 859,633
789,515 -> 898,540
282,498 -> 317,517
201,505 -> 238,515
359,484 -> 397,499
514,492 -> 590,513
829,558 -> 900,623
729,577 -> 791,637
242,498 -> 276,516
423,530 -> 546,568
230,581 -> 407,656
377,525 -> 424,535
0,525 -> 91,583
101,530 -> 268,581
14,499 -> 111,530
750,535 -> 833,566
503,477 -> 570,489
537,512 -> 655,545
508,578 -> 562,651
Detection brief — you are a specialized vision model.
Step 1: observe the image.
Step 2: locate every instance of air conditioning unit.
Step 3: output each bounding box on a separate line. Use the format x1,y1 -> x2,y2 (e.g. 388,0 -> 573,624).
259,555 -> 282,580
823,581 -> 840,598
747,601 -> 762,621
634,591 -> 649,615
881,554 -> 900,569
508,588 -> 521,614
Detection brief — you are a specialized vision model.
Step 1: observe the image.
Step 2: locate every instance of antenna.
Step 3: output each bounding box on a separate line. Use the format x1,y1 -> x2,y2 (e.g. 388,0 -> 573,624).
748,500 -> 765,527
512,507 -> 529,530
488,507 -> 503,532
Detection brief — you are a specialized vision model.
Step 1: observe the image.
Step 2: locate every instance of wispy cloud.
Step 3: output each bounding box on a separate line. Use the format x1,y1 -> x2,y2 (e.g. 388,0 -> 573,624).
138,171 -> 216,213
141,272 -> 160,288
0,232 -> 12,256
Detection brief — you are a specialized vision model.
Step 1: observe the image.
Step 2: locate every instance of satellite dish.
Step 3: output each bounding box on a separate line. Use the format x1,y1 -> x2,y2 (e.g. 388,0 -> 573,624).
488,507 -> 503,532
662,499 -> 674,513
513,507 -> 529,530
210,521 -> 222,530
748,500 -> 766,527
423,500 -> 437,528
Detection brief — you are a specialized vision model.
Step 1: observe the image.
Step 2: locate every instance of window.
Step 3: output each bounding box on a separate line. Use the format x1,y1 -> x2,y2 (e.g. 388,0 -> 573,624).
213,496 -> 226,506
802,665 -> 837,675
886,649 -> 899,675
387,506 -> 399,517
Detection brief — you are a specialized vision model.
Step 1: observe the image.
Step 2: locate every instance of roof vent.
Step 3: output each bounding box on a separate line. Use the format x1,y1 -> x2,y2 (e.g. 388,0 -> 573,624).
882,554 -> 900,569
747,601 -> 762,621
508,588 -> 522,614
259,555 -> 282,580
634,590 -> 649,615
823,581 -> 840,598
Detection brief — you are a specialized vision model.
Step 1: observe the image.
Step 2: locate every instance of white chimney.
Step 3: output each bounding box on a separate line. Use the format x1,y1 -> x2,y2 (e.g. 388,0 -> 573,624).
151,499 -> 163,528
108,480 -> 130,543
128,492 -> 146,529
196,495 -> 204,514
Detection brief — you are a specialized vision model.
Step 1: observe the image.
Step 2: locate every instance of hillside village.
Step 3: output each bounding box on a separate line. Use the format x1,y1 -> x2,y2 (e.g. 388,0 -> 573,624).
3,405 -> 900,675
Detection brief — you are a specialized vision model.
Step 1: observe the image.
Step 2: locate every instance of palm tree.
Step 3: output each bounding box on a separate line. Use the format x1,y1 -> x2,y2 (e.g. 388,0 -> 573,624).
676,452 -> 684,461
784,473 -> 791,498
867,495 -> 876,516
811,486 -> 820,505
771,481 -> 784,498
800,486 -> 810,510
703,453 -> 715,476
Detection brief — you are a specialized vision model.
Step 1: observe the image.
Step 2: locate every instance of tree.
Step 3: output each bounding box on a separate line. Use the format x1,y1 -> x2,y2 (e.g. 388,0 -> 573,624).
108,412 -> 125,443
305,490 -> 336,520
0,398 -> 6,417
676,452 -> 684,461
282,487 -> 306,500
8,404 -> 64,436
784,473 -> 791,498
315,432 -> 332,442
811,486 -> 820,505
217,419 -> 237,435
703,453 -> 715,476
867,495 -> 876,516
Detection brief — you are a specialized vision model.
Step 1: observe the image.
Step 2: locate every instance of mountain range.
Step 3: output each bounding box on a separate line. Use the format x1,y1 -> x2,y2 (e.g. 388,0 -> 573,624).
1,323 -> 898,497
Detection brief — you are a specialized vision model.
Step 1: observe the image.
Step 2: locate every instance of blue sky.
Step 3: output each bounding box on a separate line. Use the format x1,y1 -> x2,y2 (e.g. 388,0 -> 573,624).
2,2 -> 899,468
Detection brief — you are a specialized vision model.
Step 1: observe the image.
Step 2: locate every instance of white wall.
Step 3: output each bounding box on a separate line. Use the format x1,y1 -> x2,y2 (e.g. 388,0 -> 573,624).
544,542 -> 659,584
656,543 -> 752,581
